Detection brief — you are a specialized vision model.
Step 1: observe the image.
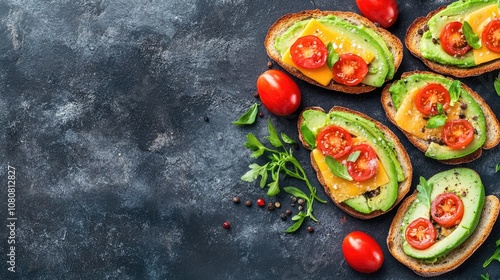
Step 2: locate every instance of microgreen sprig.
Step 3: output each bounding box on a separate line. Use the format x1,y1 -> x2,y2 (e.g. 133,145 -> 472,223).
241,119 -> 327,232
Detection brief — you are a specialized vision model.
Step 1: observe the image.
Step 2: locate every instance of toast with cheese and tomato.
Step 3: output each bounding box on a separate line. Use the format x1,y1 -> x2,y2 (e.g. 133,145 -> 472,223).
381,71 -> 500,164
264,10 -> 403,94
297,106 -> 412,219
387,168 -> 500,277
406,0 -> 500,77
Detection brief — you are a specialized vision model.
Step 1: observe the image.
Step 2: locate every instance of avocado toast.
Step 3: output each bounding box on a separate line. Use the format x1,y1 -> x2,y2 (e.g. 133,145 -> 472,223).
387,168 -> 500,277
381,71 -> 500,164
406,0 -> 500,77
297,106 -> 412,219
265,10 -> 403,94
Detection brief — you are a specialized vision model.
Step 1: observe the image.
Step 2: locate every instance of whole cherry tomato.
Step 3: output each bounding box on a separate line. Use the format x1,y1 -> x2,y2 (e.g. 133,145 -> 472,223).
355,0 -> 399,29
342,231 -> 384,274
256,70 -> 301,116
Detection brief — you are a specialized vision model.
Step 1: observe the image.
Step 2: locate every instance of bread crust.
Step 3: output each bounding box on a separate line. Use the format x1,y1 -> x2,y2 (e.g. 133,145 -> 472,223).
297,106 -> 412,219
387,193 -> 500,277
264,10 -> 403,94
381,70 -> 500,164
406,6 -> 500,77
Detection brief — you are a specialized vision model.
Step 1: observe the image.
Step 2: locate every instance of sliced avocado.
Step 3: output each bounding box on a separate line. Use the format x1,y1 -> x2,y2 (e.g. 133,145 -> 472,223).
274,15 -> 393,87
388,73 -> 486,160
420,0 -> 499,67
402,168 -> 485,260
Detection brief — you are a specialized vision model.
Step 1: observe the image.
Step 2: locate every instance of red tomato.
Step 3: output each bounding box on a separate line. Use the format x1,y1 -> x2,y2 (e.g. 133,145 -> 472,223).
439,21 -> 471,56
482,19 -> 500,53
316,125 -> 353,159
342,231 -> 384,274
414,83 -> 451,116
290,35 -> 328,69
346,144 -> 378,182
355,0 -> 399,28
405,218 -> 436,250
256,70 -> 301,116
332,53 -> 368,86
431,193 -> 464,228
442,119 -> 475,149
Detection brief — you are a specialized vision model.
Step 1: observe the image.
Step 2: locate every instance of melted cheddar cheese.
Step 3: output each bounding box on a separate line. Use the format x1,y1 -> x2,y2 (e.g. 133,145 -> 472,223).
311,144 -> 389,203
282,19 -> 375,86
394,87 -> 463,140
464,4 -> 500,65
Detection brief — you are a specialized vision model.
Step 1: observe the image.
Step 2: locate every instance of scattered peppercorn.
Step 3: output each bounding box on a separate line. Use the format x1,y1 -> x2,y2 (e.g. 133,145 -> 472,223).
232,196 -> 240,204
258,112 -> 264,118
297,198 -> 305,205
253,91 -> 259,98
291,196 -> 297,203
267,202 -> 275,211
298,206 -> 303,211
245,200 -> 252,207
280,213 -> 287,221
267,61 -> 273,68
274,202 -> 281,209
307,226 -> 314,233
257,198 -> 265,207
223,221 -> 231,229
285,209 -> 292,216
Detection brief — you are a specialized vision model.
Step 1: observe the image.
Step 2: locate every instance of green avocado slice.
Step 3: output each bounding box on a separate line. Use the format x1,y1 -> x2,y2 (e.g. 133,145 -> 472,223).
401,168 -> 485,261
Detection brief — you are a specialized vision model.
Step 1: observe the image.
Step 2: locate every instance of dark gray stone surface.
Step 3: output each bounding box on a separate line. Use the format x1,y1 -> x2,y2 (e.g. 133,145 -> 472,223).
0,0 -> 499,279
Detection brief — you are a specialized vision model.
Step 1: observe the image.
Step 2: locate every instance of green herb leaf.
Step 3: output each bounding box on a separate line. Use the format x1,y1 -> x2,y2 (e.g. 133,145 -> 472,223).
496,163 -> 500,173
481,273 -> 490,280
416,176 -> 432,209
300,123 -> 317,149
448,80 -> 461,106
347,151 -> 361,162
326,42 -> 340,70
233,103 -> 259,126
266,119 -> 283,148
483,239 -> 500,267
285,214 -> 305,233
426,103 -> 447,128
325,155 -> 352,181
244,133 -> 266,158
462,21 -> 481,49
284,186 -> 309,201
281,132 -> 296,145
494,78 -> 500,96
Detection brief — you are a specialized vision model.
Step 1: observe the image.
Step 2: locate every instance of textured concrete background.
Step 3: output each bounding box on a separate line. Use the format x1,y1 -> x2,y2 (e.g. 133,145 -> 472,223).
0,0 -> 499,279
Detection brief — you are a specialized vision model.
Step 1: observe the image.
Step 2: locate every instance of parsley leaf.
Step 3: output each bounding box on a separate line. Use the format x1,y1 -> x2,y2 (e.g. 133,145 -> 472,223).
416,176 -> 432,209
496,163 -> 500,173
483,239 -> 500,268
233,103 -> 259,126
494,78 -> 500,96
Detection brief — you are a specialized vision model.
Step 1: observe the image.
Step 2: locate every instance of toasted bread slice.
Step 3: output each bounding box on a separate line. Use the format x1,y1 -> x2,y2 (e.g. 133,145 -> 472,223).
297,106 -> 412,219
406,6 -> 500,78
265,10 -> 403,94
387,193 -> 500,277
381,70 -> 500,164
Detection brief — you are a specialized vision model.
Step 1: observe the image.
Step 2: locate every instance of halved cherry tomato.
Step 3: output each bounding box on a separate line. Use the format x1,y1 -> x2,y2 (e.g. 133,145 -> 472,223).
442,119 -> 475,149
316,125 -> 353,159
290,35 -> 328,69
342,231 -> 384,274
405,217 -> 436,250
482,19 -> 500,53
431,193 -> 464,228
439,21 -> 471,56
355,0 -> 399,29
256,70 -> 301,116
415,83 -> 451,116
332,53 -> 368,86
346,144 -> 378,182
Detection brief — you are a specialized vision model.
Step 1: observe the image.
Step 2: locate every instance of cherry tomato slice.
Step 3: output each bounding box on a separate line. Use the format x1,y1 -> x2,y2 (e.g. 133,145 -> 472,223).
442,119 -> 475,149
439,21 -> 471,56
414,83 -> 451,116
256,70 -> 301,116
346,144 -> 378,182
405,217 -> 437,250
482,19 -> 500,53
316,125 -> 353,159
332,53 -> 369,86
431,193 -> 464,228
342,231 -> 384,274
355,0 -> 399,29
290,35 -> 328,69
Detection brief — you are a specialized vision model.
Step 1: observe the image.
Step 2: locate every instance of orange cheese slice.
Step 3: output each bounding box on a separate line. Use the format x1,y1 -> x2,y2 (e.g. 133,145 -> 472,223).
282,18 -> 375,86
394,87 -> 463,140
311,146 -> 389,203
463,4 -> 500,65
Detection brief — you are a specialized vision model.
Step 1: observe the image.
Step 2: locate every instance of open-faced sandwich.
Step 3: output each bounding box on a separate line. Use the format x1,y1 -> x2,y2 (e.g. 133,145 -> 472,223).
297,106 -> 412,219
406,0 -> 500,77
265,10 -> 403,94
387,168 -> 500,277
381,71 -> 500,164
